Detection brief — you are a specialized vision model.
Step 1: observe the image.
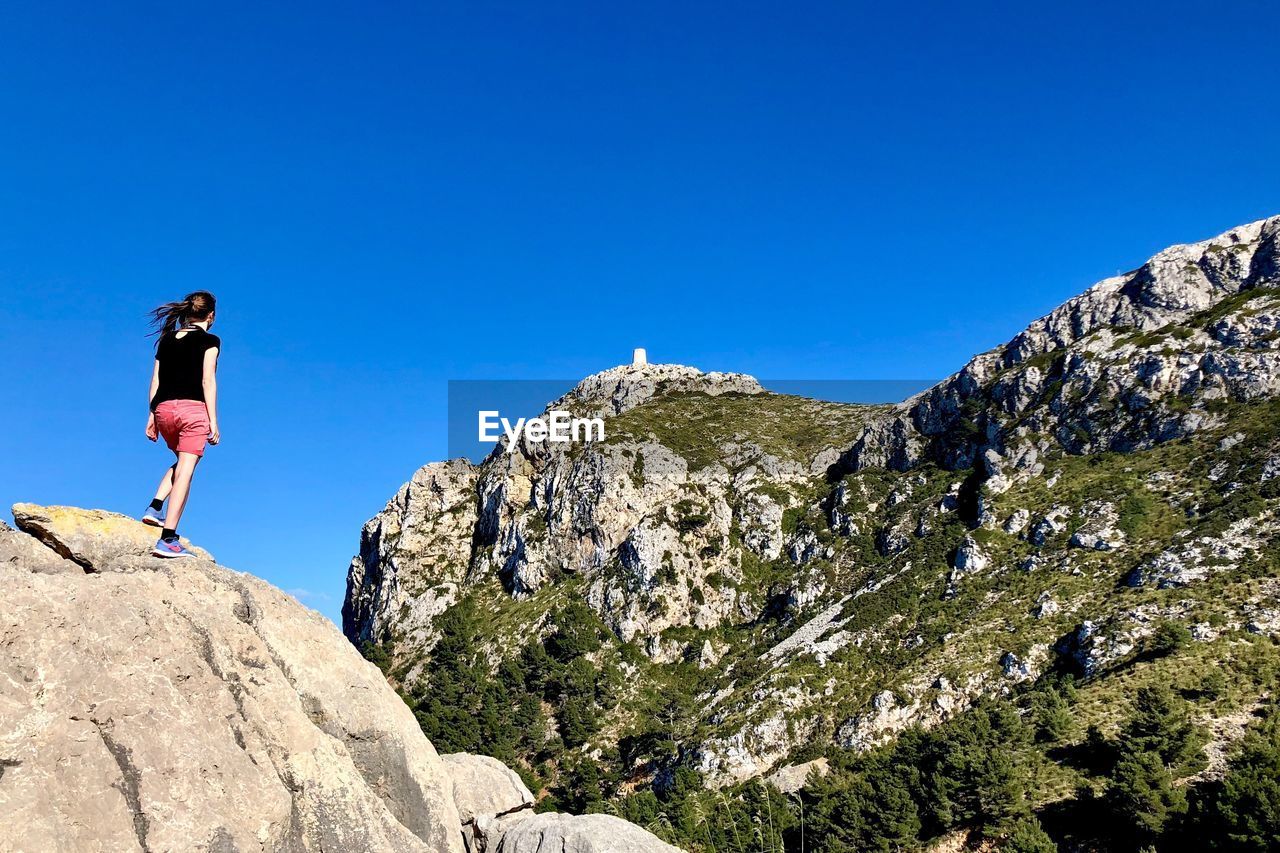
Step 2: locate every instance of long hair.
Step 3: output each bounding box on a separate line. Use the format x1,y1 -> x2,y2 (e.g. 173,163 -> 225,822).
148,291 -> 216,343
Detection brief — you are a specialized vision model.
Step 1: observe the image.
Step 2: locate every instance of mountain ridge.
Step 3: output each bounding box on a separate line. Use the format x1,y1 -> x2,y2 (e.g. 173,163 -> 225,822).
343,215 -> 1280,850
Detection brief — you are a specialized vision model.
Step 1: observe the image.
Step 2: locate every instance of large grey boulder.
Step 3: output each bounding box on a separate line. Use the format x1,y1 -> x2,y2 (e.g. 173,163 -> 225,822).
493,813 -> 683,853
441,753 -> 684,853
765,757 -> 830,794
1,504 -> 465,852
443,753 -> 535,823
444,752 -> 538,851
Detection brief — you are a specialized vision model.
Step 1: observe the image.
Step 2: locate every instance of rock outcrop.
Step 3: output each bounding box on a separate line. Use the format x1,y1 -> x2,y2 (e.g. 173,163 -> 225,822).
1,505 -> 681,853
344,458 -> 479,662
839,215 -> 1280,478
547,363 -> 763,420
13,503 -> 214,569
2,505 -> 465,853
494,814 -> 682,853
344,362 -> 865,661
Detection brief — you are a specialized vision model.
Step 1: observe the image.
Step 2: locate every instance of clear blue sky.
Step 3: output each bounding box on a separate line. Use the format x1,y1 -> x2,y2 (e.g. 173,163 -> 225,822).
1,2 -> 1277,625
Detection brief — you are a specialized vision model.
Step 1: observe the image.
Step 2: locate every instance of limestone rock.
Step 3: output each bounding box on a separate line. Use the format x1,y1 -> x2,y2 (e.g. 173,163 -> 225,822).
4,504 -> 670,853
836,679 -> 973,752
12,502 -> 212,570
876,522 -> 912,556
443,753 -> 535,824
0,519 -> 78,574
493,812 -> 682,853
1034,594 -> 1060,619
765,757 -> 830,794
344,458 -> 479,656
841,216 -> 1280,475
698,639 -> 726,669
952,536 -> 990,574
1000,649 -> 1045,682
1054,610 -> 1178,677
735,491 -> 784,560
1068,501 -> 1125,551
1003,508 -> 1030,535
2,504 -> 464,853
1126,514 -> 1276,588
1245,608 -> 1280,636
444,753 -> 538,852
1029,507 -> 1068,547
787,528 -> 822,565
1263,454 -> 1280,482
554,362 -> 762,419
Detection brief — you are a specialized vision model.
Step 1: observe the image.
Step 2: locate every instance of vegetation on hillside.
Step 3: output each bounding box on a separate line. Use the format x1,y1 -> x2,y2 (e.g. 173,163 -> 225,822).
361,383 -> 1280,850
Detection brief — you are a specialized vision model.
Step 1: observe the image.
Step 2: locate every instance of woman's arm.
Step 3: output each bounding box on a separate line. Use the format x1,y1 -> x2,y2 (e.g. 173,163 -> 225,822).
146,359 -> 160,440
203,346 -> 220,444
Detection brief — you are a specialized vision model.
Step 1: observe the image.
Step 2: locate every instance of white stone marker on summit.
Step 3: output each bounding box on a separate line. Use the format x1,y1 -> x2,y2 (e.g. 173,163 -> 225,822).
632,347 -> 647,366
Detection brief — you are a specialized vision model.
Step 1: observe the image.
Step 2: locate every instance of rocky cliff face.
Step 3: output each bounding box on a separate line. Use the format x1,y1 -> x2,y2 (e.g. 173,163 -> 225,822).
344,216 -> 1280,795
345,367 -> 871,665
843,216 -> 1280,476
0,505 -> 680,853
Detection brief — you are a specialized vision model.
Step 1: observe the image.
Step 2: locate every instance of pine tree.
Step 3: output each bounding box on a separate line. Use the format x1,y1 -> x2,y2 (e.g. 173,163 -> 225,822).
1104,751 -> 1187,846
1032,687 -> 1075,743
1119,686 -> 1204,774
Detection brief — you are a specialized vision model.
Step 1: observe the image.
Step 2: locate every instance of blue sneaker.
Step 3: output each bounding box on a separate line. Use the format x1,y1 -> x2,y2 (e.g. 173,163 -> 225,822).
152,537 -> 193,558
142,506 -> 165,527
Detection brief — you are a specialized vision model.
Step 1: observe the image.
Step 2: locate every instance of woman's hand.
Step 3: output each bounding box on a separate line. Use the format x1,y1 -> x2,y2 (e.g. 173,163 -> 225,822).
145,413 -> 158,442
208,423 -> 221,446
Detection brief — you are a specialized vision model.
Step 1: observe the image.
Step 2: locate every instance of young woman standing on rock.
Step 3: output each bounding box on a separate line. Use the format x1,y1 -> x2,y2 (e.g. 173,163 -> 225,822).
142,291 -> 221,557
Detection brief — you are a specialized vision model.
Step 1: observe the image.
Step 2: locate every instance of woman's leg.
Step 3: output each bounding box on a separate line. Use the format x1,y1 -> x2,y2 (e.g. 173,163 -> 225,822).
152,462 -> 177,503
162,452 -> 201,533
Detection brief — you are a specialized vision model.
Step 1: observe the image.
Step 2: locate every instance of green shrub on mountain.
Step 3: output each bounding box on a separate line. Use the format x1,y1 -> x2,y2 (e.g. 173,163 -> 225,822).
400,594 -> 626,768
1000,816 -> 1059,853
795,696 -> 1041,849
408,597 -> 522,757
547,752 -> 614,814
1147,620 -> 1193,659
552,657 -> 602,748
546,601 -> 604,662
359,639 -> 394,673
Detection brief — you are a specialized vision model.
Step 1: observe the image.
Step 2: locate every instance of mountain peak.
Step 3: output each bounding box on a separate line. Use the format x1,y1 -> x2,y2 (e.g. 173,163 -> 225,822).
555,361 -> 764,418
992,214 -> 1279,378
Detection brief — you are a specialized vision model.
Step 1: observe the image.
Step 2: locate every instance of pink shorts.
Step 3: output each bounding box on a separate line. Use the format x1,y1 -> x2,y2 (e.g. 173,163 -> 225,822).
155,400 -> 210,457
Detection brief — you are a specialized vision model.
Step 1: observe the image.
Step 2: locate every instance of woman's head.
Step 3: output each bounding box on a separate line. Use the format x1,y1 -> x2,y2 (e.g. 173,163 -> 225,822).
149,291 -> 217,340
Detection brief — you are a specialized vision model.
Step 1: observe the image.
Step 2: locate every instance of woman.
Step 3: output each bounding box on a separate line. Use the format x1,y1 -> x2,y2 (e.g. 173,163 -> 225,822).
142,291 -> 221,558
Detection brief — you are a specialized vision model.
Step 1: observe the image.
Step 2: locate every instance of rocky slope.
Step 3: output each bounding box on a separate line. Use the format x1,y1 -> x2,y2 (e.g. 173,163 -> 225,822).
0,505 -> 680,853
343,216 -> 1280,809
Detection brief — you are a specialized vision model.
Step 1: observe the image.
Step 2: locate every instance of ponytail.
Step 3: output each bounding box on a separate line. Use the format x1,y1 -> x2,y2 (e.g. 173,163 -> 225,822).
148,291 -> 216,343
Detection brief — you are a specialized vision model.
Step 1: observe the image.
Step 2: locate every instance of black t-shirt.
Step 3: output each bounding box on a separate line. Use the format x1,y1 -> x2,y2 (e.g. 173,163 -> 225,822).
150,328 -> 221,409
